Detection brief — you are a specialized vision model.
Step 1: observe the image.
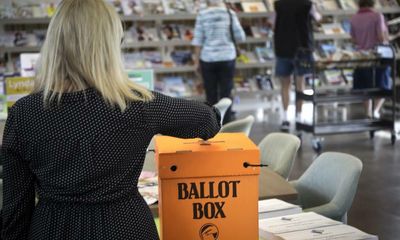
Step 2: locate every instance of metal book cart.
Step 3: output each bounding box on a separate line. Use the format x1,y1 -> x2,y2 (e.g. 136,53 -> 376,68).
294,46 -> 397,152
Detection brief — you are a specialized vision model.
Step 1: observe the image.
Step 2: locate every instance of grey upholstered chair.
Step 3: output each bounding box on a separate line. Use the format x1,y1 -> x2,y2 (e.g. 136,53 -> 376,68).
258,133 -> 301,179
220,115 -> 255,137
290,152 -> 363,223
213,98 -> 232,125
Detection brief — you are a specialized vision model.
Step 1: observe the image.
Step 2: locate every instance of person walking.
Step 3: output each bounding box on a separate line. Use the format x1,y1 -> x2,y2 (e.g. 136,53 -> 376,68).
192,0 -> 246,124
350,0 -> 392,118
273,0 -> 321,132
1,1 -> 221,239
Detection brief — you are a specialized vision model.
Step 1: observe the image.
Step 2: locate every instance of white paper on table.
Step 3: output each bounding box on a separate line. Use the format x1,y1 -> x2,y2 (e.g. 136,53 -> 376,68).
259,212 -> 341,235
259,198 -> 301,213
258,199 -> 302,219
277,224 -> 378,240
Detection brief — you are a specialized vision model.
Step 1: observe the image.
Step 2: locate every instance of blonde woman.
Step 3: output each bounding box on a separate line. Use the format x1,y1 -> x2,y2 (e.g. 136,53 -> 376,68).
1,0 -> 220,239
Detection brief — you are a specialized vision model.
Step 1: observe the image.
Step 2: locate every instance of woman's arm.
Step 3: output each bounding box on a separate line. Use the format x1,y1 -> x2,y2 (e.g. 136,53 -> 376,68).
1,106 -> 35,240
144,92 -> 221,140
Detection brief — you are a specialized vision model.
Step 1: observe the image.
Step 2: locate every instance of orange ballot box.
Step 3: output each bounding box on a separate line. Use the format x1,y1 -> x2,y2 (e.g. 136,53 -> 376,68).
155,133 -> 260,240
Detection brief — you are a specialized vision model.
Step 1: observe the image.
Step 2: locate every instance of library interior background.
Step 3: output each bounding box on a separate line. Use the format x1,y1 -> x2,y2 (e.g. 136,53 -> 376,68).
0,0 -> 400,239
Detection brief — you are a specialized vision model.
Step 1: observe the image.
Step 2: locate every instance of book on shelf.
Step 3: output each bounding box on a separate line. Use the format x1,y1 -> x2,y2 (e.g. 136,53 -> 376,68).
321,23 -> 346,35
142,0 -> 164,14
226,2 -> 244,12
258,199 -> 302,220
341,19 -> 351,34
338,0 -> 357,10
255,46 -> 275,62
237,51 -> 258,64
259,212 -> 341,239
379,0 -> 399,7
322,69 -> 344,85
250,26 -> 272,38
241,2 -> 268,13
128,26 -> 160,42
256,74 -> 274,91
179,25 -> 194,41
162,0 -> 190,14
315,0 -> 341,11
20,53 -> 40,78
160,76 -> 191,97
160,24 -> 181,40
121,0 -> 144,15
264,0 -> 276,11
170,50 -> 192,65
276,224 -> 378,240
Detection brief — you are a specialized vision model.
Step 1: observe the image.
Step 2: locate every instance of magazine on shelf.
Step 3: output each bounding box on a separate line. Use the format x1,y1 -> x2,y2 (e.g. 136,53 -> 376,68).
162,0 -> 187,14
338,0 -> 357,10
226,2 -> 243,12
20,53 -> 40,77
264,0 -> 276,11
276,224 -> 378,240
160,24 -> 181,40
178,25 -> 194,41
161,76 -> 191,97
170,50 -> 192,65
258,199 -> 302,220
142,0 -> 164,14
379,0 -> 399,7
255,46 -> 274,62
129,26 -> 160,42
250,26 -> 271,38
341,19 -> 351,33
121,0 -> 144,15
321,23 -> 346,35
316,0 -> 341,10
323,69 -> 344,85
241,2 -> 268,13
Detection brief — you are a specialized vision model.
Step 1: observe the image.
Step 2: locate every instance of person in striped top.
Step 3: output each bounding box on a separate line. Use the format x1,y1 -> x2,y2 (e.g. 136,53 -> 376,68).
192,0 -> 245,123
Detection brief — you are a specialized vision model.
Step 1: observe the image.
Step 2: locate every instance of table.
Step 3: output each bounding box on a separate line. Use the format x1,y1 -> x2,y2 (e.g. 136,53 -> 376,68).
259,167 -> 298,201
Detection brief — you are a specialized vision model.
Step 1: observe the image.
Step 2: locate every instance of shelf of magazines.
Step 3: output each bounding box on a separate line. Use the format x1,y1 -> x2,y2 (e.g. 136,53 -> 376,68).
0,34 -> 355,54
153,61 -> 275,74
0,12 -> 270,25
0,37 -> 270,53
1,7 -> 399,25
319,7 -> 400,16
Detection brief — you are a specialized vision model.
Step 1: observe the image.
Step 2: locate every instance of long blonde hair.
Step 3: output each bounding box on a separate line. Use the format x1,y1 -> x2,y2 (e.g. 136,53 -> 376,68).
34,0 -> 153,111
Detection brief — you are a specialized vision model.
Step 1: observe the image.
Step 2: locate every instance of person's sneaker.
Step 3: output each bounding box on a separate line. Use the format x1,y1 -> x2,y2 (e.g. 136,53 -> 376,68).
280,121 -> 290,132
373,110 -> 381,119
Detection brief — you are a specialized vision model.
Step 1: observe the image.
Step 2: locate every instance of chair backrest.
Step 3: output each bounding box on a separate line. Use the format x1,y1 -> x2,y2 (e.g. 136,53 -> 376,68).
258,133 -> 300,179
220,115 -> 255,136
295,152 -> 363,219
213,98 -> 232,125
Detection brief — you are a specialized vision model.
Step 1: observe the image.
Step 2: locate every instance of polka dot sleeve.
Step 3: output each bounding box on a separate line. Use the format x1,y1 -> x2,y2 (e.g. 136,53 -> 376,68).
144,92 -> 221,140
1,106 -> 36,240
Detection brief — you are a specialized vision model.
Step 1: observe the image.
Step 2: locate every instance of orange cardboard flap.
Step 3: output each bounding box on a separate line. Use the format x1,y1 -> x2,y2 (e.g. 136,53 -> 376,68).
155,133 -> 260,179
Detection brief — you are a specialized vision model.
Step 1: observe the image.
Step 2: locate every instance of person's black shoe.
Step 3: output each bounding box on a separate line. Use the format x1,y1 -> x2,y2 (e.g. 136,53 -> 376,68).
280,121 -> 290,132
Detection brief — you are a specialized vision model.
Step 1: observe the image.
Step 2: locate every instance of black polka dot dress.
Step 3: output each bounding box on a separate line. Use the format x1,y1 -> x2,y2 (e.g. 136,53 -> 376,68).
1,89 -> 221,240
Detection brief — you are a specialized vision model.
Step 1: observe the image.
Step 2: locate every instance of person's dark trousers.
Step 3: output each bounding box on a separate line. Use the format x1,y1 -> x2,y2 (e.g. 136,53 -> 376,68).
200,59 -> 236,124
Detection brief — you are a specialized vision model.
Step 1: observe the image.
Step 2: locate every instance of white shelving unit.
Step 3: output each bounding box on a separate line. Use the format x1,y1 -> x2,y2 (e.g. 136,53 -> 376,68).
1,7 -> 399,101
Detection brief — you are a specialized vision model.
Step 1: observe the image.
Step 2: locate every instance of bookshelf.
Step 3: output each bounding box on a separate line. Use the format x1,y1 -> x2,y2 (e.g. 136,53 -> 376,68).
1,3 -> 400,100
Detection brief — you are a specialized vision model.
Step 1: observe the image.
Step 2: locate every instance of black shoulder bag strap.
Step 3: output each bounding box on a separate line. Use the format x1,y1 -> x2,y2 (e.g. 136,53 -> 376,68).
225,3 -> 241,57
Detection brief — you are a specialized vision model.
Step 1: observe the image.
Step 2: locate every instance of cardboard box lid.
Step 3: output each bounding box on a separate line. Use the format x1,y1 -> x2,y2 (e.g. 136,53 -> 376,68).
156,133 -> 260,179
155,133 -> 258,154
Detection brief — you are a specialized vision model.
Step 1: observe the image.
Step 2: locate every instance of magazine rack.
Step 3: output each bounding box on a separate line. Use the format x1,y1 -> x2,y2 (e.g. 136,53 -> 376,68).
294,46 -> 397,152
